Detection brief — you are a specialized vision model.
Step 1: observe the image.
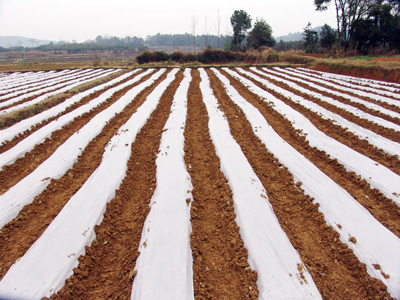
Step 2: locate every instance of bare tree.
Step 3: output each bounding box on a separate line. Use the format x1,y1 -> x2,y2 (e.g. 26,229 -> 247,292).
204,15 -> 208,49
215,8 -> 222,49
315,0 -> 369,49
191,15 -> 198,54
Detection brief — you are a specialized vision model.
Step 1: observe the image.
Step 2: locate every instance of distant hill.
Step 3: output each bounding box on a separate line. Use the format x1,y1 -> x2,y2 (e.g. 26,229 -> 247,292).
0,36 -> 53,48
275,26 -> 323,42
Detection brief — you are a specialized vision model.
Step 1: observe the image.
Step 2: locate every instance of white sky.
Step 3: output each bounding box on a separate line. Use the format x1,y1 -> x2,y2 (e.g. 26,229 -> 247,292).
0,0 -> 337,42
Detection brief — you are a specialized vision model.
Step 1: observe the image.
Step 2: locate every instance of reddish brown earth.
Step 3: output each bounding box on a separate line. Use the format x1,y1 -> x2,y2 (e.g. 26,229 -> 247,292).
185,69 -> 258,299
213,68 -> 393,299
312,63 -> 400,84
0,69 -> 169,282
0,67 -> 398,299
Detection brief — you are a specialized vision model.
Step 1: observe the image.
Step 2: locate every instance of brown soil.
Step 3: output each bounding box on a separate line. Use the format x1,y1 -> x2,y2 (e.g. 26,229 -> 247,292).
262,68 -> 400,143
283,68 -> 400,117
0,70 -> 159,195
247,68 -> 400,176
0,70 -> 131,130
242,68 -> 400,238
294,69 -> 400,108
48,70 -> 184,299
312,63 -> 400,85
0,71 -> 106,110
0,69 -> 172,282
0,67 -> 398,300
0,70 -> 146,153
185,69 -> 258,299
0,70 -> 73,94
213,68 -> 394,299
273,68 -> 400,126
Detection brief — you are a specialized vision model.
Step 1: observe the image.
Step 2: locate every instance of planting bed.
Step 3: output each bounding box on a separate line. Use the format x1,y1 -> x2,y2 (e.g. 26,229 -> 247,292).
0,67 -> 399,299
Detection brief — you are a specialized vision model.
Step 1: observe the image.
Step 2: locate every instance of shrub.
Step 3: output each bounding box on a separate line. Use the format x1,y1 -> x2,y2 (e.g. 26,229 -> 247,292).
181,52 -> 197,62
170,51 -> 184,62
266,52 -> 279,63
152,51 -> 169,62
136,50 -> 169,64
136,51 -> 153,64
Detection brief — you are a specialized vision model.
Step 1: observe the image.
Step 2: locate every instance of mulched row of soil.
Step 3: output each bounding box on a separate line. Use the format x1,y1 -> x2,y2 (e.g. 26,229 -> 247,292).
241,68 -> 400,239
0,70 -> 142,152
0,71 -> 80,102
266,68 -> 400,143
0,70 -> 105,109
0,69 -> 167,280
211,68 -> 393,299
0,70 -> 155,195
0,67 -> 398,299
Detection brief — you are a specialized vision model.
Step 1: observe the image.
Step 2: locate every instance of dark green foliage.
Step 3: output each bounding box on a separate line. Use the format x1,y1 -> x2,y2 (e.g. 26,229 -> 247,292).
170,51 -> 184,62
313,0 -> 400,52
197,49 -> 238,63
135,49 -> 258,64
314,0 -> 331,11
145,33 -> 230,49
351,0 -> 400,52
320,24 -> 337,50
303,23 -> 319,53
230,10 -> 252,51
35,37 -> 147,54
274,40 -> 306,51
136,51 -> 169,64
248,19 -> 276,49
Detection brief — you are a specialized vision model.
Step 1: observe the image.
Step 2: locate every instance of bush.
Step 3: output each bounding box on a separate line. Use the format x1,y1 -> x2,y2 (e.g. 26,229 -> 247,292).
136,50 -> 169,64
136,49 -> 260,64
152,51 -> 169,62
170,51 -> 184,62
181,52 -> 197,62
266,52 -> 279,63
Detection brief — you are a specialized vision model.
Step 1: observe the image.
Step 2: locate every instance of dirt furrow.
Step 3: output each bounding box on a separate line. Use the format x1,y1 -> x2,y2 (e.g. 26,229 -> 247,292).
229,68 -> 400,239
0,71 -> 105,109
257,68 -> 400,143
293,70 -> 400,104
211,69 -> 393,299
277,69 -> 400,117
0,71 -> 75,95
240,68 -> 400,238
268,69 -> 400,125
0,70 -> 129,131
0,70 -> 145,154
184,69 -> 258,300
244,68 -> 400,176
49,70 -> 183,299
0,70 -> 172,281
0,70 -> 158,195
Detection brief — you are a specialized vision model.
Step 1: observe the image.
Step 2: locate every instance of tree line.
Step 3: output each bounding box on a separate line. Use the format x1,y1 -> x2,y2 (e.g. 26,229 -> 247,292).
2,2 -> 399,57
314,0 -> 400,53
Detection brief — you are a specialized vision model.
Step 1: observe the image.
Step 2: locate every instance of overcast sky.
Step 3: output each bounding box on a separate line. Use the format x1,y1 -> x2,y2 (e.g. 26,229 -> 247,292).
0,0 -> 337,42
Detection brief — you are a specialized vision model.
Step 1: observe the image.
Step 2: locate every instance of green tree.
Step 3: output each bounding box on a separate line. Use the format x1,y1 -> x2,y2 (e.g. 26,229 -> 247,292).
230,10 -> 252,51
320,24 -> 337,49
303,22 -> 319,53
314,0 -> 369,49
352,0 -> 400,52
248,19 -> 276,50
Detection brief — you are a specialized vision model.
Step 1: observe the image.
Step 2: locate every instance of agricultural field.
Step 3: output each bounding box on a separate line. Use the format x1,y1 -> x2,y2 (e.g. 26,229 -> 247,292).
0,65 -> 399,300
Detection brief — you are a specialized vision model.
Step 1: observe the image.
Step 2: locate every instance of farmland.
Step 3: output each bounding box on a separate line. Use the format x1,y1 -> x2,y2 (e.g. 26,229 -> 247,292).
0,66 -> 399,299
